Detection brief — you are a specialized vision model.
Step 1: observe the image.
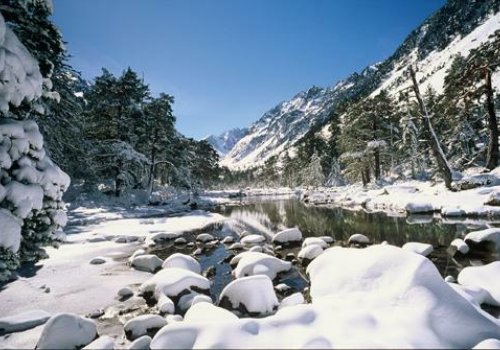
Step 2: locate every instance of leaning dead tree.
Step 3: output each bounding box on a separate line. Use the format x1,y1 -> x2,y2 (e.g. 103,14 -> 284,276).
409,66 -> 454,190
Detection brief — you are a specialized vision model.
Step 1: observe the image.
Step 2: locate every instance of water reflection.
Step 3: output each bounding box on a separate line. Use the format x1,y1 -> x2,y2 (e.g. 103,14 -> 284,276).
221,198 -> 469,247
219,198 -> 499,279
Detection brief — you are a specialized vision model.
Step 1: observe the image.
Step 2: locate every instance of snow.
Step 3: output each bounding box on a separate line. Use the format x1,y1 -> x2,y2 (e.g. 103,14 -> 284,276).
458,262 -> 500,307
347,233 -> 370,245
124,315 -> 167,340
146,246 -> 500,349
36,313 -> 97,350
473,339 -> 500,349
158,294 -> 175,314
162,253 -> 201,274
139,268 -> 210,301
127,335 -> 152,350
278,292 -> 305,310
82,336 -> 115,350
0,208 -> 224,349
402,242 -> 433,256
0,209 -> 21,252
184,302 -> 238,323
298,244 -> 324,261
232,252 -> 291,280
130,254 -> 163,273
196,233 -> 214,243
319,236 -> 334,244
302,237 -> 328,249
484,190 -> 500,206
450,238 -> 470,254
0,309 -> 50,334
0,13 -> 43,113
219,275 -> 279,316
465,228 -> 500,252
240,234 -> 266,246
78,211 -> 225,241
272,228 -> 302,245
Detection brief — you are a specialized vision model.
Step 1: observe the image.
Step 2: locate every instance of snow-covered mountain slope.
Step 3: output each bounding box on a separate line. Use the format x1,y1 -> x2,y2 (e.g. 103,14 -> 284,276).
220,87 -> 333,169
221,0 -> 500,170
204,128 -> 248,157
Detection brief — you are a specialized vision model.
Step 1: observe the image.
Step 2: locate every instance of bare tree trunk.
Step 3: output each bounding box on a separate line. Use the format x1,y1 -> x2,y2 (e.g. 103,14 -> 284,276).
485,68 -> 499,170
374,149 -> 381,180
409,66 -> 453,189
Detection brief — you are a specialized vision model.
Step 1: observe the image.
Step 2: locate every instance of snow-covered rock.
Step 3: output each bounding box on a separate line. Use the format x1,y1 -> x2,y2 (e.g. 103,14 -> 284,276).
298,244 -> 324,261
219,275 -> 279,316
118,287 -> 134,299
174,237 -> 187,245
278,292 -> 305,310
448,283 -> 489,307
127,335 -> 152,350
178,292 -> 213,313
272,228 -> 302,245
89,256 -> 106,265
0,309 -> 50,334
484,190 -> 500,206
139,267 -> 210,302
473,338 -> 500,349
274,283 -> 291,293
146,245 -> 500,348
450,238 -> 470,254
221,236 -> 234,244
402,242 -> 433,256
458,262 -> 500,307
131,255 -> 163,273
162,253 -> 201,274
149,232 -> 180,243
465,228 -> 500,252
405,202 -> 435,214
233,252 -> 291,280
241,234 -> 265,246
196,233 -> 214,243
301,237 -> 328,249
124,315 -> 167,340
249,245 -> 263,252
157,294 -> 175,315
82,336 -> 114,350
347,233 -> 370,245
36,313 -> 97,350
441,207 -> 466,217
228,242 -> 244,250
165,314 -> 183,323
319,236 -> 334,244
130,249 -> 146,261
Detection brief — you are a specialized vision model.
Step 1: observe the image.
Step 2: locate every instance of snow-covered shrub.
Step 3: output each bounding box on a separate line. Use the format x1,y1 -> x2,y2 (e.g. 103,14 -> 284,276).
0,12 -> 69,281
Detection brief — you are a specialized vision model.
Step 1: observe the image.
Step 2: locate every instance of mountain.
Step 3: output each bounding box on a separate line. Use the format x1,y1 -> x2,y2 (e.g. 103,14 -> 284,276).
204,128 -> 249,157
221,0 -> 500,170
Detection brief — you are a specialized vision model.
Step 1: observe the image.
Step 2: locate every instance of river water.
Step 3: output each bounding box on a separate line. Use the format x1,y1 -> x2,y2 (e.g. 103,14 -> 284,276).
130,196 -> 500,324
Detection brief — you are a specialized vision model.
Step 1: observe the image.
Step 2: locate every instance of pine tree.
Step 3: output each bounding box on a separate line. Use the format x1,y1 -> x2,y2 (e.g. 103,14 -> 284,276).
0,10 -> 69,280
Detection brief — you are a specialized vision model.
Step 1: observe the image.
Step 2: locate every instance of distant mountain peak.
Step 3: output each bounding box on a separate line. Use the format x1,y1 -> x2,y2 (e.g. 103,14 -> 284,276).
204,128 -> 249,157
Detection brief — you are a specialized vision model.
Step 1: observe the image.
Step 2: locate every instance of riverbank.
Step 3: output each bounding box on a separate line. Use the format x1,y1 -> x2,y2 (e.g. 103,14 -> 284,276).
0,205 -> 226,349
1,192 -> 500,349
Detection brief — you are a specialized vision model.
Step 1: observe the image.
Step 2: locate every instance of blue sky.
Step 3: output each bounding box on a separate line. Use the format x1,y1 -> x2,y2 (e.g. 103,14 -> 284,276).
52,0 -> 445,139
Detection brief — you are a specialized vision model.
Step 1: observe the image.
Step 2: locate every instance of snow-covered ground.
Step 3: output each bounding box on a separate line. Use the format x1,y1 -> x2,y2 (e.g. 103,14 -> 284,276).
2,187 -> 500,349
0,205 -> 225,349
304,169 -> 500,219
